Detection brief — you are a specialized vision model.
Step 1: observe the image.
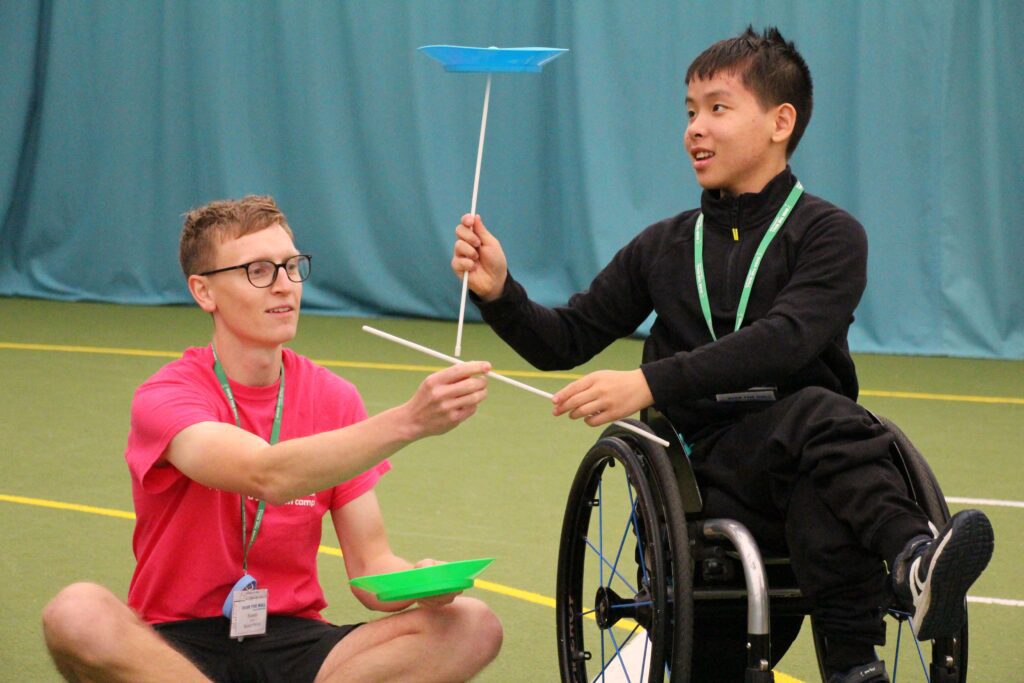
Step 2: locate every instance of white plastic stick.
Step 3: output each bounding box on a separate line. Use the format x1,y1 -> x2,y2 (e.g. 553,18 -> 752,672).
455,74 -> 492,358
363,325 -> 670,448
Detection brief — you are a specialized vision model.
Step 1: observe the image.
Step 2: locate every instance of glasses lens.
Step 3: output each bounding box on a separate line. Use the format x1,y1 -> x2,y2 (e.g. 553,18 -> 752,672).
286,255 -> 311,282
246,261 -> 277,287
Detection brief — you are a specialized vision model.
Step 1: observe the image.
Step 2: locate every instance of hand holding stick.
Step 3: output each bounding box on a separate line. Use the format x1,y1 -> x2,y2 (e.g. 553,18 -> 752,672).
362,325 -> 670,448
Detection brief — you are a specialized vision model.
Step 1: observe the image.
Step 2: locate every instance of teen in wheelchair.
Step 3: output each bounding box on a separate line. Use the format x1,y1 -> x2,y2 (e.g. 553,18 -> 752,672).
554,409 -> 981,682
452,25 -> 994,682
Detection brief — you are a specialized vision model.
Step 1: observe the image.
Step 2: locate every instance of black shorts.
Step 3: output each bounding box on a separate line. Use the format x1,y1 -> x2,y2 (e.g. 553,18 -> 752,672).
153,616 -> 361,683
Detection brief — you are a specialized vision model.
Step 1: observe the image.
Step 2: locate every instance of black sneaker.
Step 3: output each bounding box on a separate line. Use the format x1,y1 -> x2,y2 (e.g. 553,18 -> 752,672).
891,509 -> 994,641
826,659 -> 889,683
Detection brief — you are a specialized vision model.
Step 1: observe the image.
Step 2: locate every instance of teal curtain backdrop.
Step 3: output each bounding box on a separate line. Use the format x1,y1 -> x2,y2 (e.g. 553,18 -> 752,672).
2,1 -> 1022,359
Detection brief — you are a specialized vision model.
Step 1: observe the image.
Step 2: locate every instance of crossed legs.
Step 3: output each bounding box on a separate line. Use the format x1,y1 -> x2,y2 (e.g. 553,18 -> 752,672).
42,582 -> 502,682
42,582 -> 207,683
314,596 -> 502,682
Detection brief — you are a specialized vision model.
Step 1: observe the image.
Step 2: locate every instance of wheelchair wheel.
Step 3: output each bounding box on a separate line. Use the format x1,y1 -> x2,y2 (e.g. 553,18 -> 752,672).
618,420 -> 695,681
809,415 -> 969,683
556,426 -> 692,682
878,415 -> 968,683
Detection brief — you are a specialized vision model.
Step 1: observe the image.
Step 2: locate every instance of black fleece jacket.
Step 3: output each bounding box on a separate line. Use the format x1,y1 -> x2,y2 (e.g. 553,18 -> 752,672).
475,167 -> 868,438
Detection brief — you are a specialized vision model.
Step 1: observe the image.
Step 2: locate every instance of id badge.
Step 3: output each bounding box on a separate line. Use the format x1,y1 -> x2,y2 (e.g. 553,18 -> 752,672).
223,574 -> 268,640
229,587 -> 268,640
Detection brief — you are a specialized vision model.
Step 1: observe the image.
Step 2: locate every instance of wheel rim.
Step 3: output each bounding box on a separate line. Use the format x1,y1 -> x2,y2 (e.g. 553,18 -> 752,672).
557,436 -> 669,683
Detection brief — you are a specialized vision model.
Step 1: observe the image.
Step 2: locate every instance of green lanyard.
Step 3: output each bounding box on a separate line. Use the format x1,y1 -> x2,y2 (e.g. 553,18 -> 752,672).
694,181 -> 804,340
212,346 -> 285,573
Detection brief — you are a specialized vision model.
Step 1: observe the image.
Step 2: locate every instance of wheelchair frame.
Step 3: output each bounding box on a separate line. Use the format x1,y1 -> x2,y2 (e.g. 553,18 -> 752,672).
554,411 -> 968,683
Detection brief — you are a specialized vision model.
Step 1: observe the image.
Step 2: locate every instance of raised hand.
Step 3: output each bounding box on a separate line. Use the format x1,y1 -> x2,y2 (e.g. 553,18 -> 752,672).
452,214 -> 508,302
403,361 -> 491,438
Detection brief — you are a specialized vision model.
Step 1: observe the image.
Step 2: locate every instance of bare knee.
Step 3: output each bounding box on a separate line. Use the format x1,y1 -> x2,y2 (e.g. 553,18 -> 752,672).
446,597 -> 503,669
42,582 -> 134,666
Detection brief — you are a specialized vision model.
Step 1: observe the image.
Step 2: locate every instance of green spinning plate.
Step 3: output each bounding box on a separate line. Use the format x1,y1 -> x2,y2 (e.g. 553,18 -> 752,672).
349,558 -> 494,601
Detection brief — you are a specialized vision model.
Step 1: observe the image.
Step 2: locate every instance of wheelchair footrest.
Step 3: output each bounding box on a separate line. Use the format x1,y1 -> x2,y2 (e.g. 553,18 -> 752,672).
931,662 -> 961,683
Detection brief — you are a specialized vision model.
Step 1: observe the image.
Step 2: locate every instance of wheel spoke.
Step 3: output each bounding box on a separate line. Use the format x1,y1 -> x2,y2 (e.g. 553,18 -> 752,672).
627,483 -> 651,588
607,626 -> 635,683
592,624 -> 647,683
910,628 -> 931,682
585,536 -> 639,594
621,623 -> 642,644
640,627 -> 649,682
610,498 -> 639,593
893,619 -> 903,677
600,624 -> 607,683
558,440 -> 691,683
599,479 -> 605,590
622,624 -> 648,682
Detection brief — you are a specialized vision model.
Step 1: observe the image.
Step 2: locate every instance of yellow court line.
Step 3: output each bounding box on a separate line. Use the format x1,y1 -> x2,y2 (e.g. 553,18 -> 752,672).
291,541 -> 633,629
313,357 -> 581,380
2,340 -> 1022,406
0,341 -> 180,359
0,494 -> 559,611
0,494 -> 629,623
0,341 -> 580,380
314,543 -> 560,612
1,491 -> 807,679
860,388 -> 1024,405
0,494 -> 549,597
0,493 -> 137,520
476,578 -> 555,609
0,494 -> 568,613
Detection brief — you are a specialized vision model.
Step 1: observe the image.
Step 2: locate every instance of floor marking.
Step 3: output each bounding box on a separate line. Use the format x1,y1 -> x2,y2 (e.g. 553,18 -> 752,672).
859,388 -> 1024,406
968,596 -> 1024,607
0,493 -> 136,520
475,578 -> 554,608
314,357 -> 581,380
4,492 -> 1020,614
10,492 -> 1024,682
946,496 -> 1024,509
0,494 -> 564,611
3,341 -> 1022,405
0,341 -> 179,359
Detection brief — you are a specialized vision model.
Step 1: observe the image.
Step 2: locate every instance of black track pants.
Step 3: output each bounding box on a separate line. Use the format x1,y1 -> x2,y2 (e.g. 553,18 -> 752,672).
689,386 -> 933,641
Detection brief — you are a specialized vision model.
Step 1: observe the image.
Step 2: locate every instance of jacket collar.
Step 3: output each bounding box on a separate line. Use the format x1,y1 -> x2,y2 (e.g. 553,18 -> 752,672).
699,166 -> 798,232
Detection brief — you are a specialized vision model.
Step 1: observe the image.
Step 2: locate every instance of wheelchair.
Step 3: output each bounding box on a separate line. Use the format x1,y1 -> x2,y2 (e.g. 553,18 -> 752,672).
555,410 -> 969,682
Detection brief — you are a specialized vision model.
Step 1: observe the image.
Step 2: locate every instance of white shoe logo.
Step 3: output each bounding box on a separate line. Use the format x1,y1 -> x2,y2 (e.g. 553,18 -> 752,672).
908,528 -> 953,632
909,556 -> 927,600
909,523 -> 947,602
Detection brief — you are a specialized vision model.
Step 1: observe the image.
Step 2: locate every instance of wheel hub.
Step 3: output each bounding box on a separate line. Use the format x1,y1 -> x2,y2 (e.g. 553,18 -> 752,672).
594,585 -> 655,631
594,585 -> 623,629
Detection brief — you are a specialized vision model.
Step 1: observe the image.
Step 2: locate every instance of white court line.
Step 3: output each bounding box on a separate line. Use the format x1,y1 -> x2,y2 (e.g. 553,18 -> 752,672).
949,498 -> 1024,606
968,596 -> 1024,607
946,497 -> 1024,509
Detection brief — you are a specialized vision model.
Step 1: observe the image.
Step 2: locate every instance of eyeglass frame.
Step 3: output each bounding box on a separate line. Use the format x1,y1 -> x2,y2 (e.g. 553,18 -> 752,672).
198,254 -> 312,288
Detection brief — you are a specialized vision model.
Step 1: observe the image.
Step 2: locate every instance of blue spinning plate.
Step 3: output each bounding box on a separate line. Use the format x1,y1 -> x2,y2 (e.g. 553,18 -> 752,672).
418,45 -> 568,73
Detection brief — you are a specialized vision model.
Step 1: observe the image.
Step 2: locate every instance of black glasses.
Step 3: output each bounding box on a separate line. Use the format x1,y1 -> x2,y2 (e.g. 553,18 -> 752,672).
200,254 -> 312,288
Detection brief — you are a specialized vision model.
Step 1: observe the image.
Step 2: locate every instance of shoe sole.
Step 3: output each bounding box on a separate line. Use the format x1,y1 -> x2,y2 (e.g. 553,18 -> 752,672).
913,510 -> 994,640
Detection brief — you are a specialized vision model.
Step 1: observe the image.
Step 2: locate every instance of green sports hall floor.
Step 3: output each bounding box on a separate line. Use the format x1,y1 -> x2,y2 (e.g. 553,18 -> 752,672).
2,297 -> 1021,681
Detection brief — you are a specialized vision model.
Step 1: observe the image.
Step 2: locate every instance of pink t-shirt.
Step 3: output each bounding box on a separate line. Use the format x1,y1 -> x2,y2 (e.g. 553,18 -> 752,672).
125,346 -> 390,624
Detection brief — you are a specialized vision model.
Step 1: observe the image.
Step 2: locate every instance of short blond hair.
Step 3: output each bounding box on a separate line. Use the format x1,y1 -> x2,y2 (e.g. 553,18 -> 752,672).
179,195 -> 293,277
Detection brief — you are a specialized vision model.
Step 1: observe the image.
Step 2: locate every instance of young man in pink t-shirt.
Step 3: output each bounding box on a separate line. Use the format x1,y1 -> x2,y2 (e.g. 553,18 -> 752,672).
42,196 -> 502,682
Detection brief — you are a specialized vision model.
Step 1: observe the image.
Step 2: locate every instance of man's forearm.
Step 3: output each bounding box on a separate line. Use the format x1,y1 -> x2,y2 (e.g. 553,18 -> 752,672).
253,405 -> 417,505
